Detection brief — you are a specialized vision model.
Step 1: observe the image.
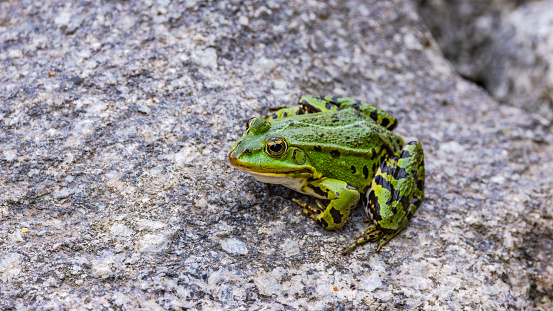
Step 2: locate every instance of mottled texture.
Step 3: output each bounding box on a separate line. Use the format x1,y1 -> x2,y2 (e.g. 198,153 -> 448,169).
477,1 -> 553,119
416,0 -> 553,118
415,0 -> 523,79
1,0 -> 552,310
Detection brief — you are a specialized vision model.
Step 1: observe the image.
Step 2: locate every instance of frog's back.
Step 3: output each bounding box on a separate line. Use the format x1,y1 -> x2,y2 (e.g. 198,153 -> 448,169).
270,109 -> 403,192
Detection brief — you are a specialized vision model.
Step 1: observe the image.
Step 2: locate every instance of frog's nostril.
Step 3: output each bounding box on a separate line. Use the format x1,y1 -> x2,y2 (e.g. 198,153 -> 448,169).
244,148 -> 252,154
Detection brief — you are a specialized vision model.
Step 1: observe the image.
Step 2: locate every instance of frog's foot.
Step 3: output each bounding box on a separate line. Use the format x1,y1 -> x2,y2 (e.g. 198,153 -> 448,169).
292,198 -> 326,220
341,224 -> 383,255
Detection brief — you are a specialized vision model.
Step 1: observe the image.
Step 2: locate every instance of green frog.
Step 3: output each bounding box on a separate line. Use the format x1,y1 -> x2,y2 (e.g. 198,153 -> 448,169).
228,95 -> 425,254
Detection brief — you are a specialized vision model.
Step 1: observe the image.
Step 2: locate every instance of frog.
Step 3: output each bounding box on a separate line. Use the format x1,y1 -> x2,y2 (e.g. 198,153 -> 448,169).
228,95 -> 425,254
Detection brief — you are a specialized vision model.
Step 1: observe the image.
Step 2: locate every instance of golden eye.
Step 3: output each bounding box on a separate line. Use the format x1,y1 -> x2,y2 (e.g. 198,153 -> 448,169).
246,117 -> 256,130
265,138 -> 287,158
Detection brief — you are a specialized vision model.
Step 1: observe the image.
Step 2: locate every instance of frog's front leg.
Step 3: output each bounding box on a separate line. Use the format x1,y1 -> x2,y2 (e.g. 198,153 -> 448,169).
342,141 -> 425,254
293,178 -> 360,230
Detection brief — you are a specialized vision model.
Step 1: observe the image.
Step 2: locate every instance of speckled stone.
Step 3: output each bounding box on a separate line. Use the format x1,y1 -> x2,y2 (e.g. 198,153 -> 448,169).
1,0 -> 552,310
416,0 -> 553,119
477,1 -> 553,119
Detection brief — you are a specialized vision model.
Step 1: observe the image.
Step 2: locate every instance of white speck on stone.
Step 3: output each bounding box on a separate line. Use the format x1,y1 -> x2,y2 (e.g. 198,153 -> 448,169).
110,223 -> 134,237
54,9 -> 72,26
8,231 -> 24,242
172,146 -> 200,166
490,175 -> 506,185
220,238 -> 248,255
280,238 -> 300,257
217,222 -> 233,234
53,188 -> 73,199
254,57 -> 280,72
8,49 -> 22,58
66,119 -> 94,146
333,87 -> 346,96
140,299 -> 164,311
3,149 -> 16,161
195,198 -> 208,208
273,79 -> 288,90
64,152 -> 74,164
43,276 -> 59,288
91,253 -> 116,278
116,85 -> 129,94
485,280 -> 508,295
208,269 -> 225,288
369,255 -> 386,273
426,49 -> 453,75
138,233 -> 171,252
238,16 -> 249,26
27,168 -> 40,177
503,231 -> 514,249
253,269 -> 282,295
193,48 -> 218,69
137,104 -> 150,114
136,219 -> 167,230
185,0 -> 197,8
112,292 -> 132,307
0,253 -> 23,282
86,99 -> 109,115
439,141 -> 465,154
403,32 -> 422,50
359,273 -> 382,292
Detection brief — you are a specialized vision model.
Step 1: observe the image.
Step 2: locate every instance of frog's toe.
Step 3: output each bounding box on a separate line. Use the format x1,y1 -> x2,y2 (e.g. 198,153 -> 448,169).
292,198 -> 323,218
315,199 -> 326,211
341,224 -> 382,255
376,231 -> 400,252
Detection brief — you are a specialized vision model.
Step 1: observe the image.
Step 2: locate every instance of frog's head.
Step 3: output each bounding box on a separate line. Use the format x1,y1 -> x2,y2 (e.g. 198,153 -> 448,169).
228,117 -> 315,183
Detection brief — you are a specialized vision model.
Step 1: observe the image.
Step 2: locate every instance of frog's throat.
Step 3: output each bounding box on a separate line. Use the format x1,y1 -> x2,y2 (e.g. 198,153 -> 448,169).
237,168 -> 310,193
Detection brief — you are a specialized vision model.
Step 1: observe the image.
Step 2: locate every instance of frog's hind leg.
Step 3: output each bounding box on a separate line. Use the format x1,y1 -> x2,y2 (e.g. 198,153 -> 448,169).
342,141 -> 425,255
262,105 -> 304,120
341,224 -> 383,255
375,142 -> 425,251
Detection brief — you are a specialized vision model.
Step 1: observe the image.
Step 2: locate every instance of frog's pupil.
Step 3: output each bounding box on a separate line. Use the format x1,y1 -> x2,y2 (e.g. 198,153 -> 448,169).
266,138 -> 286,157
270,144 -> 282,152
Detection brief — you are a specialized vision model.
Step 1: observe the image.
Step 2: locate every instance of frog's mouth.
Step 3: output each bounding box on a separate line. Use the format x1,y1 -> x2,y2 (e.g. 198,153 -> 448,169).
234,166 -> 313,177
236,168 -> 311,192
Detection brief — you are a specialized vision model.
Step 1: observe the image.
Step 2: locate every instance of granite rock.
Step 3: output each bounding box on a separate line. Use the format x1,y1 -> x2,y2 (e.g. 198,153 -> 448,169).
1,0 -> 552,309
477,1 -> 553,119
416,0 -> 553,118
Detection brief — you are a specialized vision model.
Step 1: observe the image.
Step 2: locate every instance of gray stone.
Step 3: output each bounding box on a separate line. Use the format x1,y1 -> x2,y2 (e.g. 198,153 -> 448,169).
220,238 -> 248,255
478,1 -> 553,119
416,0 -> 553,118
415,0 -> 521,79
1,0 -> 552,309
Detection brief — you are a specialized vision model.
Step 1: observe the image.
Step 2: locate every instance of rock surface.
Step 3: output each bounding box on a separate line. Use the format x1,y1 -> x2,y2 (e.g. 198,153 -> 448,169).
415,0 -> 522,80
416,0 -> 553,118
477,1 -> 553,120
1,0 -> 552,309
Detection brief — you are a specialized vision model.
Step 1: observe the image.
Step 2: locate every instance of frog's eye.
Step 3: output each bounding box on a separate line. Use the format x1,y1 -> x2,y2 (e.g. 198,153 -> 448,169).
250,117 -> 271,134
266,138 -> 287,158
246,117 -> 256,130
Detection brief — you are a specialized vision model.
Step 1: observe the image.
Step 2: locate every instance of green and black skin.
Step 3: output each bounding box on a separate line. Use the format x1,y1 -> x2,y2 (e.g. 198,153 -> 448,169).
263,95 -> 425,254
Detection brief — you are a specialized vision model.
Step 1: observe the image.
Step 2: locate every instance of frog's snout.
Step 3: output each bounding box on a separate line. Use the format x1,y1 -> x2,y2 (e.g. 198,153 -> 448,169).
228,146 -> 251,167
228,148 -> 240,166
